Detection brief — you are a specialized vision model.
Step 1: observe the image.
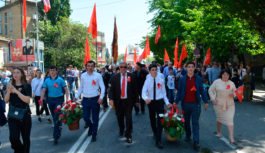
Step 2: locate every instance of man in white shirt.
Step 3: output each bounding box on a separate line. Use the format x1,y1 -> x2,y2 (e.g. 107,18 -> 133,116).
109,62 -> 139,144
142,64 -> 172,149
31,69 -> 51,122
74,60 -> 105,142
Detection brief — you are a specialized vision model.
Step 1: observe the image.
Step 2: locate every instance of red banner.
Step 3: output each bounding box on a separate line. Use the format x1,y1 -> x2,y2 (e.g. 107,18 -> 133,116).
11,39 -> 35,62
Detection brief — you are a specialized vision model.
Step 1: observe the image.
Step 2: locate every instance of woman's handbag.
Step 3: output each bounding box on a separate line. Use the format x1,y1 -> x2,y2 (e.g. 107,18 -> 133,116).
8,105 -> 27,120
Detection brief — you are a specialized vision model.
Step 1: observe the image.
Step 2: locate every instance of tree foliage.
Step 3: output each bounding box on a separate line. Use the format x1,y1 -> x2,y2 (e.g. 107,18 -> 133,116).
38,0 -> 71,25
146,0 -> 264,64
31,18 -> 95,70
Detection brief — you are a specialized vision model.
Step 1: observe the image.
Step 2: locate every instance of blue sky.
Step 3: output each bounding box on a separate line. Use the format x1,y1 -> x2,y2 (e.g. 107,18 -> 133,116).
70,0 -> 154,55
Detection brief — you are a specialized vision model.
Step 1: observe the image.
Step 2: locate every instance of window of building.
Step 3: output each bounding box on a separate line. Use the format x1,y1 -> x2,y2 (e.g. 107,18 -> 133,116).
4,12 -> 7,24
0,14 -> 2,22
9,11 -> 12,19
0,25 -> 2,34
9,22 -> 13,32
4,24 -> 8,36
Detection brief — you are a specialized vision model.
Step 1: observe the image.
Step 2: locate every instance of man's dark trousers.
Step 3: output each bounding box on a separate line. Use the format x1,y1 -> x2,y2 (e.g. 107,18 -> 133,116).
82,97 -> 100,137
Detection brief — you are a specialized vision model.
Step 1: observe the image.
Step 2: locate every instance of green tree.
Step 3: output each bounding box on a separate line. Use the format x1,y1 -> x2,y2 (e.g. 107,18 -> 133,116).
38,0 -> 71,25
146,0 -> 264,64
31,18 -> 95,70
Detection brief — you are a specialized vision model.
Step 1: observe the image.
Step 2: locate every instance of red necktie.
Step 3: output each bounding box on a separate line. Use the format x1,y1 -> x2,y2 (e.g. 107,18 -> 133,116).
121,74 -> 125,97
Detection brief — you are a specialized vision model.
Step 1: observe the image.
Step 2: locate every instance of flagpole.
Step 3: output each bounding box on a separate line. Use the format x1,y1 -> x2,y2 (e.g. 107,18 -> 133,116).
35,0 -> 40,69
95,37 -> 97,65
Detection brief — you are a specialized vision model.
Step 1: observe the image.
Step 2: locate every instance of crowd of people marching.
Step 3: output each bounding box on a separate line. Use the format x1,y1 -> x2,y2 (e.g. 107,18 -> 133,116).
0,60 -> 263,153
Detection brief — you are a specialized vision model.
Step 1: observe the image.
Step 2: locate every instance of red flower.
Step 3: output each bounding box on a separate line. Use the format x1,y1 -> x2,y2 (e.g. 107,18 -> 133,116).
160,119 -> 165,123
175,107 -> 179,114
181,118 -> 185,123
72,103 -> 77,108
54,109 -> 58,113
66,100 -> 72,105
57,105 -> 61,111
59,114 -> 63,118
173,103 -> 177,108
53,83 -> 59,88
65,105 -> 69,109
226,85 -> 230,90
157,83 -> 162,89
92,80 -> 96,85
190,86 -> 196,91
168,112 -> 174,119
167,122 -> 170,127
127,77 -> 131,82
62,103 -> 65,106
38,100 -> 43,104
182,110 -> 185,115
62,119 -> 66,123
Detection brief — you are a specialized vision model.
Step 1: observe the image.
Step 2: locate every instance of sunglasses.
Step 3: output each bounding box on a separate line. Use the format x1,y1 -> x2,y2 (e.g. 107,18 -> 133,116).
120,66 -> 127,69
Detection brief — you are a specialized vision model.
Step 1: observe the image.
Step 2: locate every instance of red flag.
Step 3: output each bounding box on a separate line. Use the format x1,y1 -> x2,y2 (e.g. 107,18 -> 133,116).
23,0 -> 27,32
134,48 -> 137,65
43,0 -> 51,14
178,43 -> 188,68
88,4 -> 97,39
138,50 -> 145,62
143,36 -> 150,59
203,48 -> 211,66
124,47 -> 127,62
174,37 -> 178,68
164,48 -> 170,62
84,36 -> 91,65
112,17 -> 118,64
235,85 -> 244,103
155,25 -> 161,44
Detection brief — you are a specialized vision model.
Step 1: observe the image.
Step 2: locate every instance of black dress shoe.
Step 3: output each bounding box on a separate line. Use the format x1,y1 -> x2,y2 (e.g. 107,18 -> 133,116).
38,117 -> 42,122
193,143 -> 200,151
47,118 -> 52,123
84,124 -> 89,129
54,139 -> 58,145
156,141 -> 163,149
91,136 -> 96,142
88,129 -> 92,136
126,138 -> 132,144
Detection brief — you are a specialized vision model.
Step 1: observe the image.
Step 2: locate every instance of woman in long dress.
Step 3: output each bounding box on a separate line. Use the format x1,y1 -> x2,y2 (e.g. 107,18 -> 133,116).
208,69 -> 237,145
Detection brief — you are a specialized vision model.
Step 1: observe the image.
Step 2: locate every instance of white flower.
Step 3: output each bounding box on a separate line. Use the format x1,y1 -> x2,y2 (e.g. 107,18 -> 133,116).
173,114 -> 177,118
177,117 -> 181,121
159,114 -> 164,117
165,113 -> 168,117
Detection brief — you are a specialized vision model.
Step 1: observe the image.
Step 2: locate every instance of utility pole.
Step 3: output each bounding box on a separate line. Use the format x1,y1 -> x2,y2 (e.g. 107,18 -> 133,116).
35,0 -> 40,68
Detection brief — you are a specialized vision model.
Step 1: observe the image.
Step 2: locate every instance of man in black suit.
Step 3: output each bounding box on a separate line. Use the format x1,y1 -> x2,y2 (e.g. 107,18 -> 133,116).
109,62 -> 139,144
133,62 -> 148,114
22,39 -> 34,55
100,66 -> 110,112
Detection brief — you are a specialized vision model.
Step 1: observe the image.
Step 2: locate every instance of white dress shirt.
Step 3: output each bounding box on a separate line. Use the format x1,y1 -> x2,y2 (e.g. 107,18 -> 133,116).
75,71 -> 105,99
31,78 -> 44,96
146,72 -> 164,80
142,75 -> 169,105
120,73 -> 128,99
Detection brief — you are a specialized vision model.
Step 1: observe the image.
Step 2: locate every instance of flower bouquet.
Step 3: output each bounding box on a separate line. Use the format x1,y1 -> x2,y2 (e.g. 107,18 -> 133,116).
159,104 -> 185,141
55,100 -> 83,131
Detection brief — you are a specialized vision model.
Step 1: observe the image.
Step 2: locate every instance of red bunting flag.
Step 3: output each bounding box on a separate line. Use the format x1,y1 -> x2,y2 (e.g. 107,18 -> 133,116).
88,4 -> 97,39
43,0 -> 51,14
124,47 -> 127,62
174,37 -> 179,68
178,43 -> 188,68
203,48 -> 211,66
164,48 -> 170,62
23,0 -> 27,32
143,36 -> 150,59
134,48 -> 137,65
155,25 -> 161,44
235,85 -> 244,103
84,36 -> 91,65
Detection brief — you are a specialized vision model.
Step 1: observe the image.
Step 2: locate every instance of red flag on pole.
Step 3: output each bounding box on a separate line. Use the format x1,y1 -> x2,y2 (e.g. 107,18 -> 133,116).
43,0 -> 51,14
124,47 -> 127,62
155,25 -> 161,44
112,17 -> 118,64
164,48 -> 170,62
23,0 -> 27,32
203,48 -> 211,66
134,48 -> 137,65
138,50 -> 144,62
174,37 -> 178,68
143,36 -> 150,59
235,85 -> 244,103
178,43 -> 188,68
84,36 -> 91,65
88,4 -> 97,39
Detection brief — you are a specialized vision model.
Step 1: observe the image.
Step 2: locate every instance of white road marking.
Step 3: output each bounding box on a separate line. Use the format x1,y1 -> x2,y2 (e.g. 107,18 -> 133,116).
77,108 -> 111,153
68,110 -> 105,153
